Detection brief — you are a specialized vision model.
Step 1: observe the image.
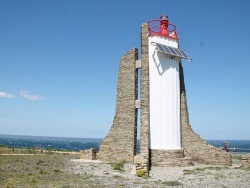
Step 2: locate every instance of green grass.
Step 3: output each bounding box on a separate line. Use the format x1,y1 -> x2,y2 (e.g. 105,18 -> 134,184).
162,181 -> 183,186
232,155 -> 242,160
0,147 -> 144,187
0,147 -> 35,154
183,166 -> 230,181
2,146 -> 247,187
0,147 -> 96,187
110,161 -> 126,171
183,168 -> 203,175
0,145 -> 78,155
183,166 -> 229,175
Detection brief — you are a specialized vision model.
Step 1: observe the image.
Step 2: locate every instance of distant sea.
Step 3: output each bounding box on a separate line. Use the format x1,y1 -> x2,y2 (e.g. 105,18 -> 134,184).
0,135 -> 249,153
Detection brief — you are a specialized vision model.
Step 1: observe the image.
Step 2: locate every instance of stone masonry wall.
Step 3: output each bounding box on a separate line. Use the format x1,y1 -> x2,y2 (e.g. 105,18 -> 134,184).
80,148 -> 96,160
242,155 -> 250,167
134,23 -> 150,174
98,22 -> 231,168
150,149 -> 192,167
180,63 -> 232,165
97,48 -> 138,163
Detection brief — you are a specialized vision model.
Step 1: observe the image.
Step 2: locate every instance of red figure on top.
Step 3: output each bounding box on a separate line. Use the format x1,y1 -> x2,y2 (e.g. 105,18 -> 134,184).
160,15 -> 169,36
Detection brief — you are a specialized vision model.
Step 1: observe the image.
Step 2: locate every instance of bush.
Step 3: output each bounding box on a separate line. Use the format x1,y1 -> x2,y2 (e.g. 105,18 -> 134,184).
136,169 -> 145,177
36,160 -> 45,165
162,181 -> 183,186
53,169 -> 61,173
110,161 -> 125,171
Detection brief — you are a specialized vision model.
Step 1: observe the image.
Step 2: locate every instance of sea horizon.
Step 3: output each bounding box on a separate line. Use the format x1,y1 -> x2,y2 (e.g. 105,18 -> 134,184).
1,133 -> 249,140
0,134 -> 104,140
0,134 -> 249,153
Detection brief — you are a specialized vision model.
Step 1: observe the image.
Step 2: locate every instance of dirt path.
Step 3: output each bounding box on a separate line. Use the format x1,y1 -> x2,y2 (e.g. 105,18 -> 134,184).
0,154 -> 35,156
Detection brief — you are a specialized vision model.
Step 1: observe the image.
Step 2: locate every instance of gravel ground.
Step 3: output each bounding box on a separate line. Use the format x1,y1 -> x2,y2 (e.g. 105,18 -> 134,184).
68,158 -> 250,188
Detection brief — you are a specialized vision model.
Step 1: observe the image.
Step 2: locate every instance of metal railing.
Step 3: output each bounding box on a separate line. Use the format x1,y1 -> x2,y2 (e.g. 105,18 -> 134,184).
148,19 -> 178,40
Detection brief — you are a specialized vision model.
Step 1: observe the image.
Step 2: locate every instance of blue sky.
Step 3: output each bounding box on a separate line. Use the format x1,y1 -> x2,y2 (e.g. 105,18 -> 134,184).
0,0 -> 250,139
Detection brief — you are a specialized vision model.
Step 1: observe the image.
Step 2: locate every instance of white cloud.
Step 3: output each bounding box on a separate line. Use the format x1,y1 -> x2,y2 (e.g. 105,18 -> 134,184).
0,91 -> 16,98
19,91 -> 45,101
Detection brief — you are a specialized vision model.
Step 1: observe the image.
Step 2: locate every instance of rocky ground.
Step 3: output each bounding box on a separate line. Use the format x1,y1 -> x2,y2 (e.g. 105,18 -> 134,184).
1,147 -> 249,187
68,156 -> 250,188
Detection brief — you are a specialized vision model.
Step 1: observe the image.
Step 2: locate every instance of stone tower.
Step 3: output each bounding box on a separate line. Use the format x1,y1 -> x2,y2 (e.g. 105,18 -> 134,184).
97,16 -> 231,173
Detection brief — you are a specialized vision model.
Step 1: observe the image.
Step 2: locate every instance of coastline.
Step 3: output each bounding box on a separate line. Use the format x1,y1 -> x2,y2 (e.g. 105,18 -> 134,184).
1,135 -> 250,154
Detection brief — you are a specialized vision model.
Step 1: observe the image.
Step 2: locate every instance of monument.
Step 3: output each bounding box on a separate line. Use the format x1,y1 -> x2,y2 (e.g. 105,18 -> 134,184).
95,15 -> 231,173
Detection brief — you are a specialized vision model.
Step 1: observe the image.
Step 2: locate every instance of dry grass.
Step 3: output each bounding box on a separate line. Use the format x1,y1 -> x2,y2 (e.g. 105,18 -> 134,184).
183,166 -> 229,175
0,147 -> 96,187
1,147 -> 249,187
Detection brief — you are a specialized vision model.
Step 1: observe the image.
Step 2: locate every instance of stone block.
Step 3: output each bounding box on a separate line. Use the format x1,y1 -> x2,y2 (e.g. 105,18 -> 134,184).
80,148 -> 96,160
242,155 -> 250,167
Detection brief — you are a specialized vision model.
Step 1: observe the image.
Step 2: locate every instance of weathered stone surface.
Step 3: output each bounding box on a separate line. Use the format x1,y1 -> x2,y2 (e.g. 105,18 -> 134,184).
138,23 -> 150,174
150,149 -> 193,167
180,63 -> 232,165
242,155 -> 250,167
80,148 -> 96,160
97,48 -> 138,163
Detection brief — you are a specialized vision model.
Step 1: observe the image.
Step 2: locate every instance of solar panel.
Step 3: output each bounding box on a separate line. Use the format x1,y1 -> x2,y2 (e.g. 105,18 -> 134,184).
162,45 -> 172,54
168,47 -> 178,56
179,49 -> 188,59
171,47 -> 183,57
155,43 -> 191,61
157,44 -> 167,54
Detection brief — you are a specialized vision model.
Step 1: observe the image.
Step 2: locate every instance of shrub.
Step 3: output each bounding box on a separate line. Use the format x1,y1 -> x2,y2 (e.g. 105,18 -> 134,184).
36,160 -> 45,165
110,161 -> 125,171
136,169 -> 145,177
162,181 -> 183,186
53,169 -> 61,173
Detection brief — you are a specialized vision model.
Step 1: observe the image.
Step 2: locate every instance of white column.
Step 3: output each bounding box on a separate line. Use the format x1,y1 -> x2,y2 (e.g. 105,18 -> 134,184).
149,36 -> 181,149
